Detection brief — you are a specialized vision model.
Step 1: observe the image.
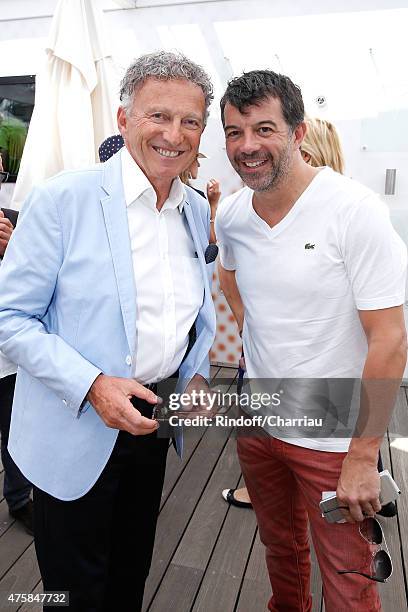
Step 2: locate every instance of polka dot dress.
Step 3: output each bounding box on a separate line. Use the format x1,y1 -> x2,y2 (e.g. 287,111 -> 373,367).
210,267 -> 241,366
98,134 -> 124,162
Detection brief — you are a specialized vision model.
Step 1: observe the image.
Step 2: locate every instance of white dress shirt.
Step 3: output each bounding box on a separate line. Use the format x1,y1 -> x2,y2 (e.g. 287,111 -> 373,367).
0,260 -> 17,378
121,147 -> 204,384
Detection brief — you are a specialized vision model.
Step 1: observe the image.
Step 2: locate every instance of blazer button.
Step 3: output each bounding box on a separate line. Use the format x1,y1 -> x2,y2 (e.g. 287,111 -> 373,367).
126,355 -> 132,366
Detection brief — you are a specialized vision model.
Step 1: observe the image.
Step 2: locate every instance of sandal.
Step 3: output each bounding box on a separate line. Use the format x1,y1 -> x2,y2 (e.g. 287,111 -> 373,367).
221,488 -> 253,509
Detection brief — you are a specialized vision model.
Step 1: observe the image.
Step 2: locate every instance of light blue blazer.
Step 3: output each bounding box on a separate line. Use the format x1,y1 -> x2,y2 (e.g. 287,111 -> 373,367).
0,152 -> 216,500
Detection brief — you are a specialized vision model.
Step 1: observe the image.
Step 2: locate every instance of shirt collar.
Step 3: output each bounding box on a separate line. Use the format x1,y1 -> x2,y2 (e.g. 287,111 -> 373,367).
121,146 -> 186,213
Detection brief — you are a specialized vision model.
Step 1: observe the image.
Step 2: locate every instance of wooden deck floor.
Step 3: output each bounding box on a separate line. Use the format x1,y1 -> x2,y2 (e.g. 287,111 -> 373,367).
0,366 -> 407,611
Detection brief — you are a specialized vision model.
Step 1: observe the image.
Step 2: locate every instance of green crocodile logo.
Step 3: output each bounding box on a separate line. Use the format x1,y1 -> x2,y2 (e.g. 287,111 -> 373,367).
305,243 -> 315,250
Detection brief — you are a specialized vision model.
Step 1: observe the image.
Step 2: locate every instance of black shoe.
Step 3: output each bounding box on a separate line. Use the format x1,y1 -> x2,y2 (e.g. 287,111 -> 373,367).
10,499 -> 34,536
222,488 -> 253,509
376,501 -> 397,518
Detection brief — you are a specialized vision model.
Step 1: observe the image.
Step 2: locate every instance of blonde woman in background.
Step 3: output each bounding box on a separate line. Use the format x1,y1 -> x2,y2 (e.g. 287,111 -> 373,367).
300,117 -> 345,174
180,152 -> 221,244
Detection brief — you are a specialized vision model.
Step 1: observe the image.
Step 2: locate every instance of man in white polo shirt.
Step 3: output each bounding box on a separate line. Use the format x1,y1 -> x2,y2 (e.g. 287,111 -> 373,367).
216,70 -> 407,611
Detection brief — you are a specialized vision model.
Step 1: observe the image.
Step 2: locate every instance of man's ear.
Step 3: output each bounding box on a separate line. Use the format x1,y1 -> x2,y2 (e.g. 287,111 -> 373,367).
293,121 -> 307,149
301,150 -> 312,163
117,106 -> 127,136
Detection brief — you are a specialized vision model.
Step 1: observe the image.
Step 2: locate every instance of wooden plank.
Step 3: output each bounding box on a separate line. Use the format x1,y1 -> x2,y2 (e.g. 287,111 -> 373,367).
0,471 -> 4,504
160,364 -> 227,506
0,498 -> 14,537
389,387 -> 408,440
214,366 -> 237,381
156,374 -> 236,505
143,373 -> 240,611
235,531 -> 271,612
147,372 -> 242,611
210,365 -> 221,378
192,476 -> 257,612
148,564 -> 203,612
156,364 -> 222,508
146,435 -> 240,611
172,436 -> 241,568
160,430 -> 206,510
142,428 -> 232,610
210,366 -> 238,409
0,522 -> 32,581
0,543 -> 40,612
18,580 -> 43,612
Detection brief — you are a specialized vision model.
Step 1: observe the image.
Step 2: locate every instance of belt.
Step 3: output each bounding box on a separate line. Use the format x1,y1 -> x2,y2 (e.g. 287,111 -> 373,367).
145,382 -> 158,392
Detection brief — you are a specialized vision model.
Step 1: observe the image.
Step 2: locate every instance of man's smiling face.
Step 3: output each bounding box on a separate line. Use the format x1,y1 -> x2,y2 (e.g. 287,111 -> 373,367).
223,96 -> 296,192
117,77 -> 206,187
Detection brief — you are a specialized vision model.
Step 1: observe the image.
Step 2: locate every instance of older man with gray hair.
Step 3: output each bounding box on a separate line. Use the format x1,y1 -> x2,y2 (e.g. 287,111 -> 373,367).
0,51 -> 216,611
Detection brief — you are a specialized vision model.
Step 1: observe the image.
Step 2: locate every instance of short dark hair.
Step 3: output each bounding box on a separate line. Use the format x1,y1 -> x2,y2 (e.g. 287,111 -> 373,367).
220,70 -> 304,131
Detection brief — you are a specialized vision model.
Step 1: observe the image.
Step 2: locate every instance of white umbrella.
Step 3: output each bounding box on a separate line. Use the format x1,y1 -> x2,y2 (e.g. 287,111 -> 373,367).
12,0 -> 118,209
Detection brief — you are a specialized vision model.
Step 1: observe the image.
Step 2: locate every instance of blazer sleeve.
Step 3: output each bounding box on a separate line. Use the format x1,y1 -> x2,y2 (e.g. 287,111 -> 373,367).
0,185 -> 101,415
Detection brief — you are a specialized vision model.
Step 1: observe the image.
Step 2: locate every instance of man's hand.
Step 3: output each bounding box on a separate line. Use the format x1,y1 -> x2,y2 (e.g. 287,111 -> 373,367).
178,374 -> 217,417
0,210 -> 14,257
336,454 -> 381,523
86,374 -> 159,435
206,178 -> 221,212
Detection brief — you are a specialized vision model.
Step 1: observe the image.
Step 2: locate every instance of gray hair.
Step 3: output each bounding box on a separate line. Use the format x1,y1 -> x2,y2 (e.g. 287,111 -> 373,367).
119,50 -> 214,122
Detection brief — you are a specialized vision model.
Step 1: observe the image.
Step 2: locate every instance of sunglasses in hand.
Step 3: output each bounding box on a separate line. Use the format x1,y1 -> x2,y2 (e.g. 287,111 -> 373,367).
337,517 -> 392,583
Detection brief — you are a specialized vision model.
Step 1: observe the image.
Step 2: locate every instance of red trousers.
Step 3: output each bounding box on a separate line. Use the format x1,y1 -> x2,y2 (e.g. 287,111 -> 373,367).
237,436 -> 382,612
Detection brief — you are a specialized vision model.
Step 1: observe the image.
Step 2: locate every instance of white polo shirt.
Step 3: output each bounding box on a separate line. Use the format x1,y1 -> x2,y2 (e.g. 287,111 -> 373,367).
216,167 -> 407,452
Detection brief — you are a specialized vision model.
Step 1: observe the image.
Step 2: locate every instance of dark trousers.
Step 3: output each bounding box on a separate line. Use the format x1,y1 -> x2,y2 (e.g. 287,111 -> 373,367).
0,373 -> 32,511
33,405 -> 169,612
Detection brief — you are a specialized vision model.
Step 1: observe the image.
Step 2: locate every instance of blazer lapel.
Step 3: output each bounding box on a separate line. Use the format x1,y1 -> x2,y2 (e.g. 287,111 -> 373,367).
100,154 -> 137,356
183,196 -> 211,294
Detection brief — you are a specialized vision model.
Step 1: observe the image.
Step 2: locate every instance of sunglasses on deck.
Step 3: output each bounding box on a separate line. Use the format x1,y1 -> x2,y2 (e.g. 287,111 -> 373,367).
337,517 -> 393,583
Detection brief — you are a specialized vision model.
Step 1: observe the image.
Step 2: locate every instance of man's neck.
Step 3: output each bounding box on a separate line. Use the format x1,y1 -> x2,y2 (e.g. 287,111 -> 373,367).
152,180 -> 173,211
252,161 -> 320,228
125,146 -> 174,211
